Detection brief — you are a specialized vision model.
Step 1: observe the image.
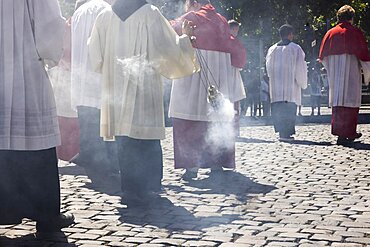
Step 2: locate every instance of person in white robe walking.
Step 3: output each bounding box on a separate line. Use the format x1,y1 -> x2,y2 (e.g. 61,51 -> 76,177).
88,0 -> 198,204
266,24 -> 308,141
0,0 -> 74,233
71,0 -> 119,173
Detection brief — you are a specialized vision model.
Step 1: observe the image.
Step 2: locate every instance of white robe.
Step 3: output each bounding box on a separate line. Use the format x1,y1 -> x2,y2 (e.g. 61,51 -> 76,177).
322,54 -> 370,107
266,42 -> 308,105
169,49 -> 245,121
362,61 -> 370,86
71,0 -> 109,110
49,20 -> 78,118
0,0 -> 65,150
88,4 -> 198,140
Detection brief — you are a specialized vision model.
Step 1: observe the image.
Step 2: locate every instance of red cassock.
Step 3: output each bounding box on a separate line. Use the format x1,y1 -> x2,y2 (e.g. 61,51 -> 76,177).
319,21 -> 370,139
171,4 -> 246,68
319,21 -> 370,62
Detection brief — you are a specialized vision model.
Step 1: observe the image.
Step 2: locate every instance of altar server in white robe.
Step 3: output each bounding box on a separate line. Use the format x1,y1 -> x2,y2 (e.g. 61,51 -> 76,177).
319,5 -> 370,145
0,0 -> 74,232
266,24 -> 308,141
71,0 -> 119,173
88,0 -> 198,204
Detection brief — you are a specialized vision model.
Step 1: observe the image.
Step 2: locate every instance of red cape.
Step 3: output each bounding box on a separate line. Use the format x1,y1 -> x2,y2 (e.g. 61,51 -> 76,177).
171,4 -> 246,68
319,22 -> 370,61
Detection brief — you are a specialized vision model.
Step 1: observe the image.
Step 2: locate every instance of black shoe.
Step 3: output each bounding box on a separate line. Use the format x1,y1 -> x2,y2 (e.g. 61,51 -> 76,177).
36,213 -> 75,233
337,133 -> 362,145
182,170 -> 197,181
279,136 -> 294,142
336,137 -> 352,145
352,132 -> 362,140
209,168 -> 224,175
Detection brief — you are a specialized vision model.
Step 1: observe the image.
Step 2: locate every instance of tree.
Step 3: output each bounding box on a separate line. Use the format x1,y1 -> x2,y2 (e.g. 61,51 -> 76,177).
207,0 -> 369,72
212,0 -> 369,49
57,0 -> 369,64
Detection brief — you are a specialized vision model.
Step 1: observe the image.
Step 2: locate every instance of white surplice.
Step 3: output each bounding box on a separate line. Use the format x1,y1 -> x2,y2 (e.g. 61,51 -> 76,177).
71,0 -> 109,110
88,4 -> 198,140
266,42 -> 308,105
322,55 -> 370,107
169,49 -> 246,121
0,0 -> 65,151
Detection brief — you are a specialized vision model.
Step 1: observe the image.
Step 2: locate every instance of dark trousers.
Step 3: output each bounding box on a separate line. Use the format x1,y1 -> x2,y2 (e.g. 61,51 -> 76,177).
271,102 -> 297,138
262,100 -> 271,117
77,106 -> 118,173
311,95 -> 321,108
116,137 -> 163,195
0,148 -> 60,225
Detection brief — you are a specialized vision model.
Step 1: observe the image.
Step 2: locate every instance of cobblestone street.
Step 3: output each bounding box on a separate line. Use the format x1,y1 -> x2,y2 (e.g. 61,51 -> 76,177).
1,123 -> 370,247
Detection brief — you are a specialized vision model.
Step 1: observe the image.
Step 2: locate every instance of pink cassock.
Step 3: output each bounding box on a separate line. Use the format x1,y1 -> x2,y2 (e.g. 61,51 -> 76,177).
51,19 -> 81,161
57,117 -> 80,162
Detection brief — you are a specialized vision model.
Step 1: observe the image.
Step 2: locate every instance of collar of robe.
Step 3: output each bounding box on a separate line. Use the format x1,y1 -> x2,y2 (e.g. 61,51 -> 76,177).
277,39 -> 292,46
338,21 -> 352,28
112,0 -> 147,22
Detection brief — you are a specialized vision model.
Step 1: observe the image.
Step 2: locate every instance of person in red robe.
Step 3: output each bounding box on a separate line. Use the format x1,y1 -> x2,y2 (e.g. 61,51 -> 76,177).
319,5 -> 370,145
169,0 -> 247,180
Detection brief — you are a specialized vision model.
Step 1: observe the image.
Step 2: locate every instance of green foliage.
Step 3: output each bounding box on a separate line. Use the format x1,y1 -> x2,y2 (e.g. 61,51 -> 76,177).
213,0 -> 369,46
57,0 -> 369,66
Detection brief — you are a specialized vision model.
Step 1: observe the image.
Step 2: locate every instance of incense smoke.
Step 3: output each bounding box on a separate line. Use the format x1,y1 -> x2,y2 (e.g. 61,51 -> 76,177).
149,0 -> 185,19
206,96 -> 236,154
116,55 -> 157,88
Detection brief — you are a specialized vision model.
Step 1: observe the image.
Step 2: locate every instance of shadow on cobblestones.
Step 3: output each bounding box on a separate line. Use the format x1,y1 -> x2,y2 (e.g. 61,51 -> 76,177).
59,164 -> 122,195
0,232 -> 76,247
117,196 -> 203,231
340,141 -> 370,150
184,171 -> 275,199
83,167 -> 121,195
288,140 -> 333,146
115,171 -> 276,232
117,195 -> 244,232
236,137 -> 275,144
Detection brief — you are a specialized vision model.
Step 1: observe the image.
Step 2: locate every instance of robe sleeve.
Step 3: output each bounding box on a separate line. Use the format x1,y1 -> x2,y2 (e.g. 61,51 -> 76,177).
31,0 -> 65,62
88,12 -> 106,73
295,46 -> 308,89
361,61 -> 370,86
148,10 -> 199,79
170,12 -> 197,36
265,46 -> 274,79
356,29 -> 370,62
229,37 -> 247,69
170,18 -> 183,36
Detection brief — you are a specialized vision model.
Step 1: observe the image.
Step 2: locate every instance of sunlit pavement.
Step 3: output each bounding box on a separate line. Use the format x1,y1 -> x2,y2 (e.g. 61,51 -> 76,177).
1,123 -> 370,247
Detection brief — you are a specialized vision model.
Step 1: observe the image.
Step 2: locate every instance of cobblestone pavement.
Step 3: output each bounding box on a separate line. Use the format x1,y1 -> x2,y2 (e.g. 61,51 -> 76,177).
1,124 -> 370,247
